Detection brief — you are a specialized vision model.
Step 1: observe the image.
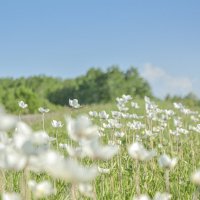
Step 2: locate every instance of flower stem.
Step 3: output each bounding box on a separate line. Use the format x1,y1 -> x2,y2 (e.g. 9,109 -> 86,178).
21,167 -> 30,200
42,113 -> 45,131
165,170 -> 170,193
135,160 -> 140,196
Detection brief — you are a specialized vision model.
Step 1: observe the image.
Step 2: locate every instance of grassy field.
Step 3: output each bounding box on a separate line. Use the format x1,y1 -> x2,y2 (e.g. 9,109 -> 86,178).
1,97 -> 200,200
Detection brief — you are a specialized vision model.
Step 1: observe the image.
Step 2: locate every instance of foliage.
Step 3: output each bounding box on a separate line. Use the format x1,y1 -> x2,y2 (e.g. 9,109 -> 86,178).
0,66 -> 153,113
165,92 -> 200,108
48,66 -> 152,105
0,77 -> 59,113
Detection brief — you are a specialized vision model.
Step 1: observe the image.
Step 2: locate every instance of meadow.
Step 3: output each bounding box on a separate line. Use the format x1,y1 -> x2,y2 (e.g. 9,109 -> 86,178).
0,95 -> 200,200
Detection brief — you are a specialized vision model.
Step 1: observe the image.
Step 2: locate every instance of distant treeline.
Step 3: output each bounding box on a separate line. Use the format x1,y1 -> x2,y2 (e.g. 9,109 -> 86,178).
0,66 -> 152,113
0,66 -> 199,113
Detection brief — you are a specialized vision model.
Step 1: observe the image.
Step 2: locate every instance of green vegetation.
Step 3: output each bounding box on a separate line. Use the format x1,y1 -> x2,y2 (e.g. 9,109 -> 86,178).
0,66 -> 200,115
2,97 -> 200,199
0,66 -> 152,113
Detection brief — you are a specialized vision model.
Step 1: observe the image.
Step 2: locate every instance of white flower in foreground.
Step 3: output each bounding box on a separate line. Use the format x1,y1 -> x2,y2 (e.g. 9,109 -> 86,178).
13,122 -> 50,156
18,100 -> 28,109
38,107 -> 50,113
28,180 -> 56,198
59,143 -> 85,158
128,142 -> 156,161
133,194 -> 151,200
82,138 -> 119,160
0,107 -> 17,131
51,120 -> 63,128
154,192 -> 171,200
0,146 -> 27,170
2,193 -> 21,200
69,99 -> 80,108
78,183 -> 95,198
191,169 -> 200,185
66,115 -> 99,142
158,154 -> 177,170
43,151 -> 99,182
0,132 -> 10,144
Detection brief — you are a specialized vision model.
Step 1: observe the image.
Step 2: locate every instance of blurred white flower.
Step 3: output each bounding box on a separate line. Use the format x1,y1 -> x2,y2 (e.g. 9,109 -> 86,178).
122,94 -> 132,101
51,120 -> 63,128
42,151 -> 99,182
69,99 -> 80,108
13,122 -> 50,156
38,107 -> 50,113
89,111 -> 98,117
66,115 -> 98,142
107,119 -> 122,129
78,183 -> 94,198
133,194 -> 151,200
82,138 -> 119,160
154,192 -> 171,200
158,154 -> 177,170
59,143 -> 85,158
128,142 -> 156,161
28,180 -> 56,198
127,121 -> 145,130
191,169 -> 200,185
0,107 -> 17,131
114,131 -> 125,138
2,193 -> 21,200
0,146 -> 27,170
18,101 -> 28,109
131,102 -> 140,109
99,111 -> 109,119
0,132 -> 10,144
173,102 -> 183,110
117,104 -> 129,112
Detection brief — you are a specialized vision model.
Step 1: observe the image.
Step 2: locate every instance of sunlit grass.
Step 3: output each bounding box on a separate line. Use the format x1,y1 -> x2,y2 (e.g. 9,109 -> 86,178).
1,98 -> 200,199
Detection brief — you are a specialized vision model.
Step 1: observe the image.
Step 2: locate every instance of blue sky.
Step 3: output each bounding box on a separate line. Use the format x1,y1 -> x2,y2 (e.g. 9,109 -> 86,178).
0,0 -> 200,98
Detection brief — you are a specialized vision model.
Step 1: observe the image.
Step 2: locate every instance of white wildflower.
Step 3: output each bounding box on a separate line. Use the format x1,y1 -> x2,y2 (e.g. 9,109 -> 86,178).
28,180 -> 56,198
82,138 -> 119,160
38,107 -> 50,113
191,169 -> 200,185
69,99 -> 80,108
0,107 -> 17,131
133,194 -> 151,200
89,111 -> 98,117
43,151 -> 99,182
18,101 -> 28,109
51,120 -> 63,128
154,192 -> 171,200
66,115 -> 98,142
99,111 -> 109,119
158,154 -> 177,170
128,142 -> 156,161
114,131 -> 125,138
78,183 -> 94,198
2,193 -> 21,200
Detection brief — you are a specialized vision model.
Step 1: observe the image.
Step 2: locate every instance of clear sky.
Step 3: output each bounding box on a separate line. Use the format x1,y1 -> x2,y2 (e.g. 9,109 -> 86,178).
0,0 -> 200,98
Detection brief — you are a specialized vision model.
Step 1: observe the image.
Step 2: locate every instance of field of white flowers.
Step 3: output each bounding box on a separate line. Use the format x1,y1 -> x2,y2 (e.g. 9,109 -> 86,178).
0,95 -> 200,200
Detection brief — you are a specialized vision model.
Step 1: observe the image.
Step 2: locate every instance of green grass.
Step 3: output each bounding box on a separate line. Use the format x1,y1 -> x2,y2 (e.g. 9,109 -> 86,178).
3,100 -> 200,199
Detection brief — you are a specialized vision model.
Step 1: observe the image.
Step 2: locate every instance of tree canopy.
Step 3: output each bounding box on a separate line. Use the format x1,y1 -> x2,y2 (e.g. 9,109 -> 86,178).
0,66 -> 152,113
